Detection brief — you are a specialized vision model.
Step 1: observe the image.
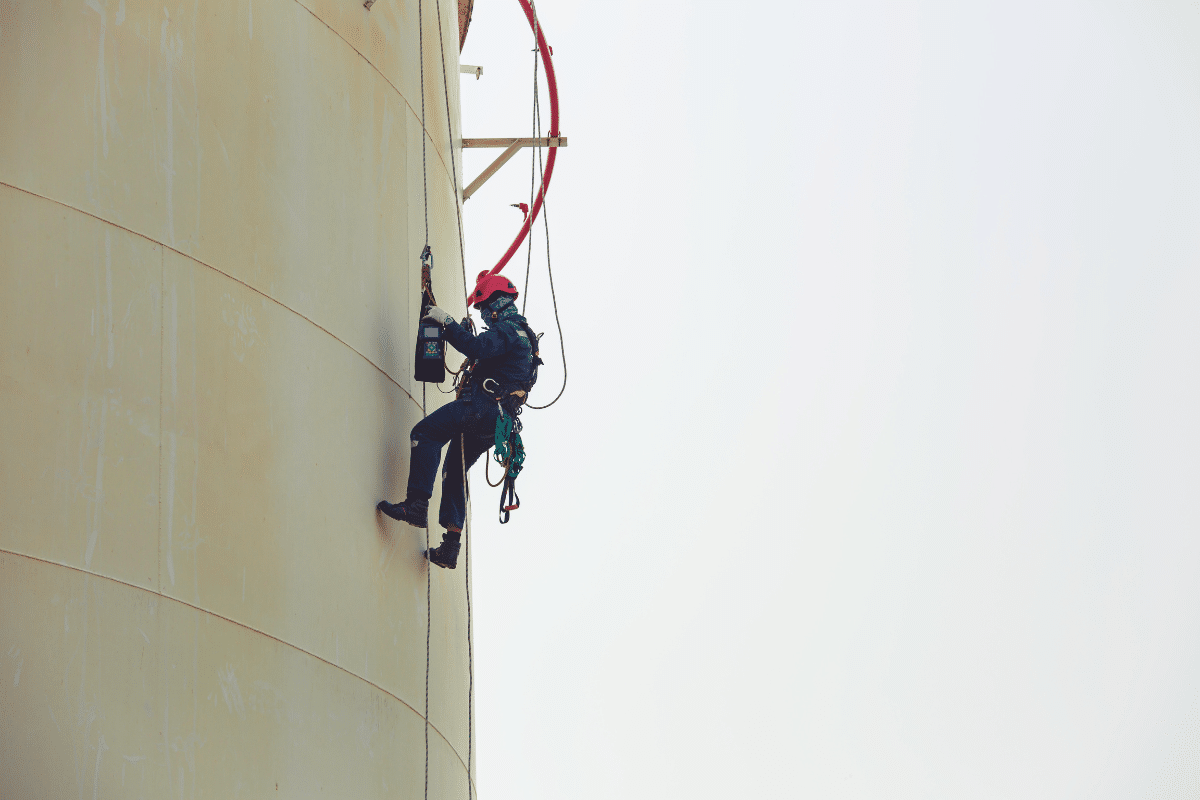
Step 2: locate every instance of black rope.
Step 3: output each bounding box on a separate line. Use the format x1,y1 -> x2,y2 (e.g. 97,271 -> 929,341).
433,3 -> 474,796
423,385 -> 431,800
521,8 -> 540,315
484,446 -> 506,488
522,19 -> 567,411
418,0 -> 430,249
434,0 -> 470,309
524,195 -> 566,409
460,435 -> 475,800
417,4 -> 432,800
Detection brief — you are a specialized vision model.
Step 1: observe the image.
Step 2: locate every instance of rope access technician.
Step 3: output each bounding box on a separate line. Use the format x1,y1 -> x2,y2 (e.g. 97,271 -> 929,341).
378,271 -> 540,569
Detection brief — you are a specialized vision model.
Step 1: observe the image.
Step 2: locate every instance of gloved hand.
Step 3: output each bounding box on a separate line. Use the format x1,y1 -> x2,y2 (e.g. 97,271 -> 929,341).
423,305 -> 453,326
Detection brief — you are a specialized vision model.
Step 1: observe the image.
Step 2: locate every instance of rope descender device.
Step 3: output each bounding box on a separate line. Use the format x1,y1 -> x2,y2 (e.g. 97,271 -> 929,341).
419,244 -> 435,311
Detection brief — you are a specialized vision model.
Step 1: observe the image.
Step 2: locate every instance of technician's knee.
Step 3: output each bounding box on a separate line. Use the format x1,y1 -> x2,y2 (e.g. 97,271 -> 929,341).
410,417 -> 433,444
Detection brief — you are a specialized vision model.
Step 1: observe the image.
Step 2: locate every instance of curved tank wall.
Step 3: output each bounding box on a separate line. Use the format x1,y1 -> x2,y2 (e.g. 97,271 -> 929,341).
0,0 -> 476,796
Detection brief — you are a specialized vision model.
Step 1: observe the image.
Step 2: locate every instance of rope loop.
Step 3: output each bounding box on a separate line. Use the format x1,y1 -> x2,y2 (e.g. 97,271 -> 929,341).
499,476 -> 520,524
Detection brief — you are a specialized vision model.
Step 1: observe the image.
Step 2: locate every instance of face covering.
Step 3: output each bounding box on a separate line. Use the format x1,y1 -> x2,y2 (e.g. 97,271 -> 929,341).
481,294 -> 514,326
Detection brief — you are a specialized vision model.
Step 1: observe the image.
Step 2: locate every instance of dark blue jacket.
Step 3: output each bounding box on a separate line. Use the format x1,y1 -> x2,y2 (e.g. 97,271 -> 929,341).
442,314 -> 535,400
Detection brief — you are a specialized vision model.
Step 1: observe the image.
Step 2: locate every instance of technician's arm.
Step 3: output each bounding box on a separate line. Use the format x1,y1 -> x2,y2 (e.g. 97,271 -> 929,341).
441,318 -> 510,360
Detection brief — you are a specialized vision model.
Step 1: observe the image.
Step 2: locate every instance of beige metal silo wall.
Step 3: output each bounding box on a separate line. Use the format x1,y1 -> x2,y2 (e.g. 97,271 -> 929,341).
0,0 -> 476,796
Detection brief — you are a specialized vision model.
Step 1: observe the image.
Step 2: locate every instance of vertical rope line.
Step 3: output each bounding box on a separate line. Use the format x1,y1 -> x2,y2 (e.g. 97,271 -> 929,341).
423,390 -> 431,800
418,1 -> 432,796
433,4 -> 473,796
524,74 -> 567,411
419,0 -> 430,247
521,9 -> 541,313
433,0 -> 470,308
461,434 -> 474,800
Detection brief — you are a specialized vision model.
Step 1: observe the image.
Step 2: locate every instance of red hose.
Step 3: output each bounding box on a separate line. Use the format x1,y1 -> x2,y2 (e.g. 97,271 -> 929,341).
487,0 -> 560,276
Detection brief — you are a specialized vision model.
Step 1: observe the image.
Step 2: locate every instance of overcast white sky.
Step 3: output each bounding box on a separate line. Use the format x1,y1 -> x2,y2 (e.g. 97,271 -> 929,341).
455,2 -> 1200,798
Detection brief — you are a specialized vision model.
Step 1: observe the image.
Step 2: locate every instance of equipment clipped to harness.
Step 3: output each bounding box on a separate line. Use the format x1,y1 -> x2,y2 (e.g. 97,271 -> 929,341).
415,320 -> 445,383
499,475 -> 519,524
493,409 -> 525,523
413,245 -> 446,384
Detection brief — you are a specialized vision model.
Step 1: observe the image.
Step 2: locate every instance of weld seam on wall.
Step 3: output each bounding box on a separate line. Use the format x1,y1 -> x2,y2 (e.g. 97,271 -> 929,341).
0,546 -> 478,789
290,0 -> 461,190
0,180 -> 425,414
158,246 -> 166,594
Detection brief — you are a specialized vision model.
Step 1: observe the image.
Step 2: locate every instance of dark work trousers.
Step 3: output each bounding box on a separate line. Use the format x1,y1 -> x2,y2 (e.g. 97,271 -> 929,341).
407,394 -> 498,530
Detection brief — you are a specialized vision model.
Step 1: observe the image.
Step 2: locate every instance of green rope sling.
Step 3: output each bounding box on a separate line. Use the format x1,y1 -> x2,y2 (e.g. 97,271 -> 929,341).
493,412 -> 525,522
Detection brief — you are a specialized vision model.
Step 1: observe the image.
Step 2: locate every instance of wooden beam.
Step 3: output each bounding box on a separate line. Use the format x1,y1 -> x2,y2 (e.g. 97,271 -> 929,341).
461,137 -> 568,200
462,137 -> 568,149
463,140 -> 525,200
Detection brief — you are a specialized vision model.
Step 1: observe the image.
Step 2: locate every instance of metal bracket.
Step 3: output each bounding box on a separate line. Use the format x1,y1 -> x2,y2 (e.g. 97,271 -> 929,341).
461,137 -> 568,200
460,65 -> 484,79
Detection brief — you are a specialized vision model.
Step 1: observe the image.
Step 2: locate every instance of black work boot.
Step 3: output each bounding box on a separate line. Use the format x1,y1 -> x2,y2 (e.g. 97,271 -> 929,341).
377,499 -> 428,528
426,531 -> 461,569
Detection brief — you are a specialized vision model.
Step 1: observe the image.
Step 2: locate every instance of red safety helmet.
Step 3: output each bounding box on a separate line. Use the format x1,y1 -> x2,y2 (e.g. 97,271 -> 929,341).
467,270 -> 519,308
